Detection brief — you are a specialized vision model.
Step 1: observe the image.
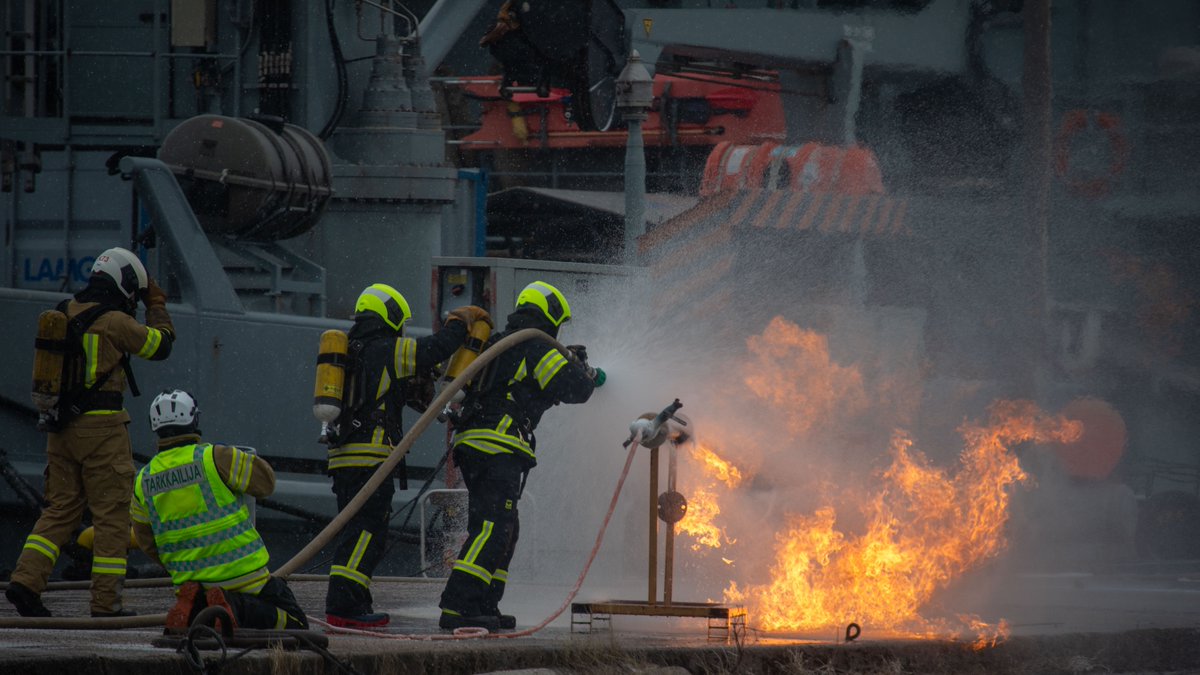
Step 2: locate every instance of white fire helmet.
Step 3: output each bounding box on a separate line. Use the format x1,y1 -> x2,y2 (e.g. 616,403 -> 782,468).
149,389 -> 200,432
91,247 -> 148,299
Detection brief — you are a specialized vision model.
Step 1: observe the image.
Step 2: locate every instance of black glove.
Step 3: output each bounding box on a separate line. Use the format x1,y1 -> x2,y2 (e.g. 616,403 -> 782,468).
566,344 -> 588,363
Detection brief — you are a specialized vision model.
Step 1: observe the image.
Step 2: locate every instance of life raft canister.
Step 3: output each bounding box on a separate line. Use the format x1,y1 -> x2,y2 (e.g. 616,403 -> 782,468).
1053,109 -> 1129,198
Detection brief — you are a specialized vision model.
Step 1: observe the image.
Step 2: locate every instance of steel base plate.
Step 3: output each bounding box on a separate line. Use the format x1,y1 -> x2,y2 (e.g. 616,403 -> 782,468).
571,600 -> 747,642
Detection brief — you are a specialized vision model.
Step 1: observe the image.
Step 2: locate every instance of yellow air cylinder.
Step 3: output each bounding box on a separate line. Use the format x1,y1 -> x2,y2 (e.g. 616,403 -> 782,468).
31,309 -> 68,412
76,526 -> 138,550
313,329 -> 349,423
444,320 -> 492,382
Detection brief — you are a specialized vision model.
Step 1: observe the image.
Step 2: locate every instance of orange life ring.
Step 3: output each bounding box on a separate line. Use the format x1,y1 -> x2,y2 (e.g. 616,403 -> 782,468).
1053,109 -> 1129,198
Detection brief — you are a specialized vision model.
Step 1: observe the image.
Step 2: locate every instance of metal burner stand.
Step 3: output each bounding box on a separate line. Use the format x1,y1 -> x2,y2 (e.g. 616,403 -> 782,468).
572,408 -> 746,642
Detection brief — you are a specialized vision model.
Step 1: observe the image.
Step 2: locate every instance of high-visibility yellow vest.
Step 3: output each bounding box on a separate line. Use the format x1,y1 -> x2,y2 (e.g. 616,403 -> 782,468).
133,443 -> 269,592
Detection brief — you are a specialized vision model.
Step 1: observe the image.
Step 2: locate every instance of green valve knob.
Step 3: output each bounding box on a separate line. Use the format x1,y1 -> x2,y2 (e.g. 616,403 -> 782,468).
592,367 -> 606,388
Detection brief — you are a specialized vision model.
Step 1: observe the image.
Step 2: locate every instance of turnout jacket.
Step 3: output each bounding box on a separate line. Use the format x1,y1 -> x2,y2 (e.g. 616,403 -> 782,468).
131,434 -> 275,594
328,317 -> 467,471
452,312 -> 596,467
64,294 -> 174,418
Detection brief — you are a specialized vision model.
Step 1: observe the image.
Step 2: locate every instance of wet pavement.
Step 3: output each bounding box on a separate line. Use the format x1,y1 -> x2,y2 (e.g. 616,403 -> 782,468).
1,571 -> 1199,674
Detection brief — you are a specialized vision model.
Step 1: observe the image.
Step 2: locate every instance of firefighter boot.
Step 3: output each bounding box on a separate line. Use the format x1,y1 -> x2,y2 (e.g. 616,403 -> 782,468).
438,609 -> 500,631
205,588 -> 239,632
5,581 -> 51,617
325,611 -> 390,629
165,582 -> 203,631
492,612 -> 517,630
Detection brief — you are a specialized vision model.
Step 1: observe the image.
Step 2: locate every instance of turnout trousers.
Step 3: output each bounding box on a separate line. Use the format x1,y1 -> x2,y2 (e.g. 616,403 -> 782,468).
227,577 -> 309,629
324,467 -> 395,616
439,449 -> 524,618
10,412 -> 134,614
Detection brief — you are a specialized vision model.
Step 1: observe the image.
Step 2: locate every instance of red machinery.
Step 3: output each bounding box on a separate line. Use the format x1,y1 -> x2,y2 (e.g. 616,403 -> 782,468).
457,74 -> 785,151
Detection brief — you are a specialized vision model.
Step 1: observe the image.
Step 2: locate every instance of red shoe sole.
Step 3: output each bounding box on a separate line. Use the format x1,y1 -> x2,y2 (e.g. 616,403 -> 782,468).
325,614 -> 390,629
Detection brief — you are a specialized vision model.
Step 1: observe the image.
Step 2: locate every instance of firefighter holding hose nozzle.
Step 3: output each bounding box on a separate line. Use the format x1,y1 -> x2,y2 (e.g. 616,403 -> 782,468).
438,281 -> 605,632
316,283 -> 491,628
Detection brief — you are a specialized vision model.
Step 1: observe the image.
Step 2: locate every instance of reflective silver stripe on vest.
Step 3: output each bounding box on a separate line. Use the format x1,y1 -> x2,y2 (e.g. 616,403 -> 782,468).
166,539 -> 268,573
157,518 -> 256,555
144,445 -> 242,532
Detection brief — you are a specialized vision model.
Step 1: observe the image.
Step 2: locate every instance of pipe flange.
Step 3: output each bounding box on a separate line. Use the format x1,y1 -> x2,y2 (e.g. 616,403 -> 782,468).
657,490 -> 688,524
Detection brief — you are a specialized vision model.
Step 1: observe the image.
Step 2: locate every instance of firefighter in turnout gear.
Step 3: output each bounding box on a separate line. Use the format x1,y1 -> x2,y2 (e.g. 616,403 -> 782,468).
323,283 -> 491,628
132,390 -> 308,631
438,281 -> 603,632
6,247 -> 174,618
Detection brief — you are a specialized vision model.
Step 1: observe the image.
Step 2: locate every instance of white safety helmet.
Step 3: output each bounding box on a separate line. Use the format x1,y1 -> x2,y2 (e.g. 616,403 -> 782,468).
149,389 -> 200,432
91,247 -> 148,299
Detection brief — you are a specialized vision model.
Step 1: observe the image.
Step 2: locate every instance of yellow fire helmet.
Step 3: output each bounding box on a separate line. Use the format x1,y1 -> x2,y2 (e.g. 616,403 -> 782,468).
516,280 -> 571,327
355,283 -> 412,332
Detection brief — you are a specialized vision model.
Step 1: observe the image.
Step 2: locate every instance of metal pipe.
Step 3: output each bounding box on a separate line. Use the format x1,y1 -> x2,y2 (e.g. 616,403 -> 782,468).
357,0 -> 413,34
416,0 -> 487,76
648,445 -> 658,605
623,117 -> 646,265
5,163 -> 16,286
545,127 -> 723,140
0,50 -> 234,58
23,0 -> 34,118
232,19 -> 242,117
664,439 -> 677,605
152,0 -> 163,139
59,1 -> 69,119
1022,0 -> 1052,390
62,145 -> 72,292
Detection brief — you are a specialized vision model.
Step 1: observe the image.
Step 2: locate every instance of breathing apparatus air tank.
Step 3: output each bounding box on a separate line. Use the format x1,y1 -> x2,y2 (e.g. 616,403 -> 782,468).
31,309 -> 68,413
313,329 -> 349,424
436,319 -> 492,424
77,525 -> 139,551
444,319 -> 492,387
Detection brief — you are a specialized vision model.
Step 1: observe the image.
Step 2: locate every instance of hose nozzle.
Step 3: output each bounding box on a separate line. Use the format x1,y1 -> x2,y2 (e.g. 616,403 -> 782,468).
625,398 -> 686,448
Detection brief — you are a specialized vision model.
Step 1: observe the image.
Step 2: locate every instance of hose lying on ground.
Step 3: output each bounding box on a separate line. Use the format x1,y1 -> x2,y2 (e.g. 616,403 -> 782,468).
0,329 -> 571,629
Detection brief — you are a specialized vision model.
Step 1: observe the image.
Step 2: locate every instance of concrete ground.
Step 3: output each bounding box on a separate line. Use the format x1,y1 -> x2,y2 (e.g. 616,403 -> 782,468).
1,570 -> 1200,675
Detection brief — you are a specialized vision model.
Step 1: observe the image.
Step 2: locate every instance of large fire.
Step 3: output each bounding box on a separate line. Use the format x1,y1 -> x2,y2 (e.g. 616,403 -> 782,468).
675,317 -> 1083,639
743,316 -> 869,436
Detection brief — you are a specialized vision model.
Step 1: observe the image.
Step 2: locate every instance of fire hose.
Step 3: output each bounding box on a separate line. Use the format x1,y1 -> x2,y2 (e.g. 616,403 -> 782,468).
313,433 -> 643,640
0,328 -> 583,630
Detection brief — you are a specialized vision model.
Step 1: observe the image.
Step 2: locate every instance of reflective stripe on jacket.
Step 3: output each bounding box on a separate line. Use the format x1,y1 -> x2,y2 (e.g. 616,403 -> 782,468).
133,443 -> 269,593
453,338 -> 594,466
328,319 -> 467,470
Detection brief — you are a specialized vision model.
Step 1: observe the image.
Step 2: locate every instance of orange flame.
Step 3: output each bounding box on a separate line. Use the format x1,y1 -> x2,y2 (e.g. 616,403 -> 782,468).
743,316 -> 868,436
678,443 -> 743,550
679,486 -> 727,550
691,443 -> 744,489
727,400 -> 1082,634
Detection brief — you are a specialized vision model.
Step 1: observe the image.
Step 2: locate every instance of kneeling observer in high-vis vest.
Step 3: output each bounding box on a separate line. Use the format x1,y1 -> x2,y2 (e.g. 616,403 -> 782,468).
131,389 -> 308,630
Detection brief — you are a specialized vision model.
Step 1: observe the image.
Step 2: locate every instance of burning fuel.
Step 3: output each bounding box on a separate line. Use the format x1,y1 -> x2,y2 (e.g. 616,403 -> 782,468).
673,317 -> 1083,639
743,316 -> 869,436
